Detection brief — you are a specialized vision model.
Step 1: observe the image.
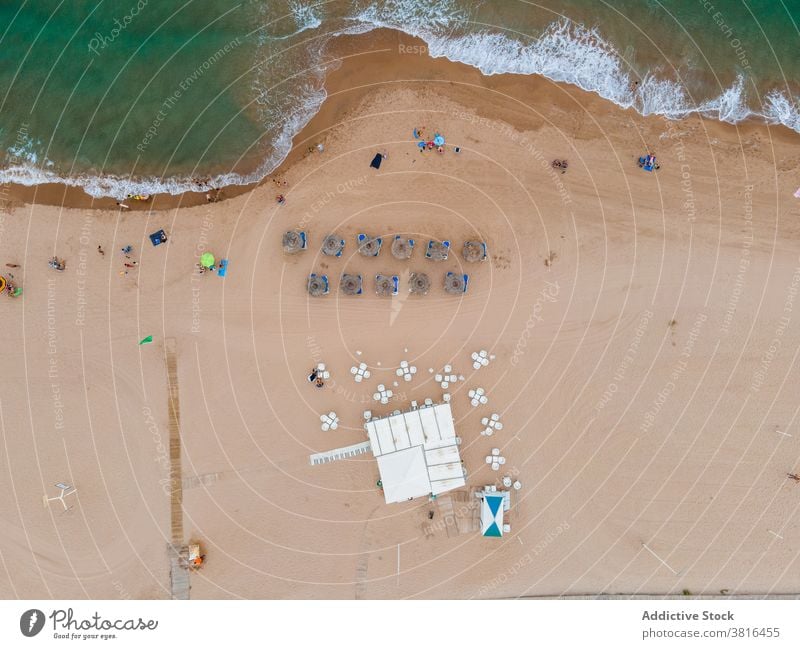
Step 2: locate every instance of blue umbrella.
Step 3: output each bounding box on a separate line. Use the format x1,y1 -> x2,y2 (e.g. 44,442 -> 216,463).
433,134 -> 445,146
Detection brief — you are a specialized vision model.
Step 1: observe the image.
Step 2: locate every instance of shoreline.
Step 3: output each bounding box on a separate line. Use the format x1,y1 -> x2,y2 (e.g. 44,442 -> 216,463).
2,28 -> 798,213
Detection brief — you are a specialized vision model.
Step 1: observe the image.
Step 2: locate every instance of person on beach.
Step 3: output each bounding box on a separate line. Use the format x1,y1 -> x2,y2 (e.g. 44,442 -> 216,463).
788,473 -> 800,483
315,376 -> 324,388
116,201 -> 129,210
97,245 -> 105,256
276,194 -> 285,205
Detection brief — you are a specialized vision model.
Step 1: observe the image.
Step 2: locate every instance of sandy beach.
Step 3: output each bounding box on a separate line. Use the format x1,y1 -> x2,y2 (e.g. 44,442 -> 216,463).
1,30 -> 800,599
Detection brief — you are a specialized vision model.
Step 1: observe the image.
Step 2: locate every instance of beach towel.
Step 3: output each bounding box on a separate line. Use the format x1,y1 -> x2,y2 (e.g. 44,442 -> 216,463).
370,153 -> 383,169
149,229 -> 167,246
795,187 -> 800,198
217,259 -> 228,277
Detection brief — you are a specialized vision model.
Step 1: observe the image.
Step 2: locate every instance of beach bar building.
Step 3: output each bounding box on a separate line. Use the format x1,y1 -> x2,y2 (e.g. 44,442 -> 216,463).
365,403 -> 465,504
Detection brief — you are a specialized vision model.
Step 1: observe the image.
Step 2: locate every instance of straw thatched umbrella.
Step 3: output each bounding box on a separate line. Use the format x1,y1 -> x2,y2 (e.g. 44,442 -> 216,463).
462,240 -> 486,262
307,274 -> 328,296
375,274 -> 395,296
322,234 -> 344,256
282,230 -> 305,253
340,273 -> 362,295
409,272 -> 431,295
358,235 -> 381,257
426,240 -> 449,260
391,236 -> 413,260
444,272 -> 466,294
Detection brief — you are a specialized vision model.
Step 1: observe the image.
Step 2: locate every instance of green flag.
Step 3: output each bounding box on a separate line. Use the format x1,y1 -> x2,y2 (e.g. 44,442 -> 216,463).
139,335 -> 153,345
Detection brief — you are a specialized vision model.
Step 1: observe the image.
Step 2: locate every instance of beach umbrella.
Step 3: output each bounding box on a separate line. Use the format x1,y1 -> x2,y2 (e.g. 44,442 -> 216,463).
200,252 -> 215,268
444,272 -> 466,294
282,230 -> 305,253
433,133 -> 445,146
391,236 -> 413,260
426,240 -> 449,261
307,274 -> 327,296
358,236 -> 381,257
375,274 -> 394,296
139,335 -> 154,345
462,241 -> 486,262
340,273 -> 362,295
409,272 -> 431,295
322,234 -> 344,256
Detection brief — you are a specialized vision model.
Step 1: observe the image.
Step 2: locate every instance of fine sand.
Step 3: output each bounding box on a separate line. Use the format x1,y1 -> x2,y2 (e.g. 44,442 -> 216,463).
1,31 -> 800,599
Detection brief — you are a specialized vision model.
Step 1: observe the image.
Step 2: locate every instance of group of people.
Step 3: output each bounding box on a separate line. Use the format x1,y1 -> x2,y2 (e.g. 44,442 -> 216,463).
551,159 -> 569,173
307,367 -> 325,388
2,262 -> 21,297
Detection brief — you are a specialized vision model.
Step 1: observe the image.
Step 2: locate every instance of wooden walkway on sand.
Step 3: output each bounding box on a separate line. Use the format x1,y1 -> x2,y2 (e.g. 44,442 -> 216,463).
165,338 -> 190,600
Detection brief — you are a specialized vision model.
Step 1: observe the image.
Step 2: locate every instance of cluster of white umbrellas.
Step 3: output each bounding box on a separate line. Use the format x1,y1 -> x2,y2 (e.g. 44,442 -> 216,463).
480,413 -> 503,436
373,384 -> 394,404
471,349 -> 495,369
320,412 -> 339,431
395,360 -> 417,382
468,387 -> 488,407
350,362 -> 371,383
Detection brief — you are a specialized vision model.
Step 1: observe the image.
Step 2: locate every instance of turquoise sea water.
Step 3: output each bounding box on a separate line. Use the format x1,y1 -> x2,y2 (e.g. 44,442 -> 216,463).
0,1 -> 797,198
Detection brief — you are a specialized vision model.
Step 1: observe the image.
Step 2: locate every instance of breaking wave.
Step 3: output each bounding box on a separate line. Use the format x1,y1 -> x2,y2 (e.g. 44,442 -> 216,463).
1,7 -> 797,200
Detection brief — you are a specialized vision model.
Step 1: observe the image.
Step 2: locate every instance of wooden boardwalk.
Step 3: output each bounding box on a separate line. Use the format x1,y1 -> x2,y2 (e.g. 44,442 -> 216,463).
165,338 -> 190,600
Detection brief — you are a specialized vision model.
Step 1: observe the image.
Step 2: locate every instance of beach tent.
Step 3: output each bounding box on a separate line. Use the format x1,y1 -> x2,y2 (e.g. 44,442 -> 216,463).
370,153 -> 384,169
481,493 -> 505,537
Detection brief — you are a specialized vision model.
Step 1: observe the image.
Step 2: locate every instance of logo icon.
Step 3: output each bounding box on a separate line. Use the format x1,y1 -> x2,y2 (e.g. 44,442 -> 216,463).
20,609 -> 45,637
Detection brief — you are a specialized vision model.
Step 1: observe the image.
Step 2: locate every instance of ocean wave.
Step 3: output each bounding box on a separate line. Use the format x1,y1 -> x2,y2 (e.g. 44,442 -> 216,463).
344,10 -> 800,135
2,10 -> 798,200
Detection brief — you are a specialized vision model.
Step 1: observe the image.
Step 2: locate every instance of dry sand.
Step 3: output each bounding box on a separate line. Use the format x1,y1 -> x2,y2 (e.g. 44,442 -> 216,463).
1,31 -> 800,599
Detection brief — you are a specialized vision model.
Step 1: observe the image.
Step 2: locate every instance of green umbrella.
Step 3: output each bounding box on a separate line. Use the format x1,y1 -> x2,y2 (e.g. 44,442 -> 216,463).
139,335 -> 153,345
200,252 -> 215,268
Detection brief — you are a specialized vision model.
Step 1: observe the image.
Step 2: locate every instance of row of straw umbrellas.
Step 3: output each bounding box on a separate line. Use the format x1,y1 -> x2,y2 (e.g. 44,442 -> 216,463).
283,231 -> 486,262
308,271 -> 466,296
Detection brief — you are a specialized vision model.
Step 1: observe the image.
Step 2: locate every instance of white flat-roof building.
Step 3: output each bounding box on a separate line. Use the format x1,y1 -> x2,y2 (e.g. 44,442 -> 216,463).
365,403 -> 465,504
